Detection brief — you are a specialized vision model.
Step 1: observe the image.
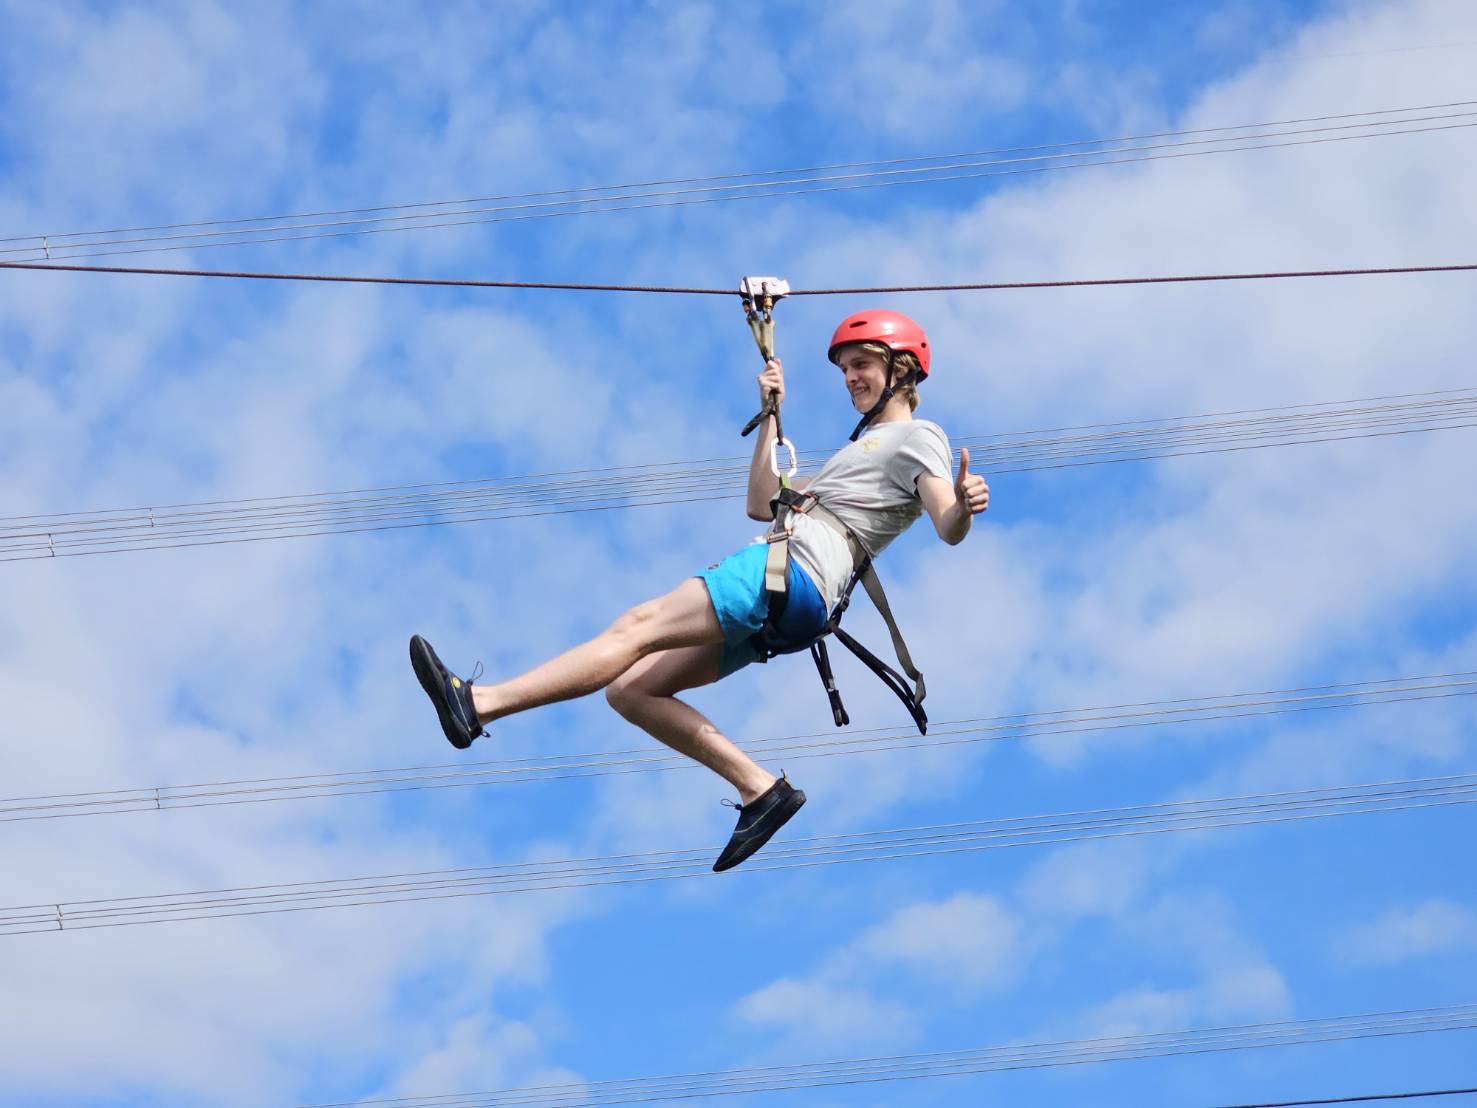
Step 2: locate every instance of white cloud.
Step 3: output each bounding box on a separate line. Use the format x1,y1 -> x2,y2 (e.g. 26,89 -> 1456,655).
1336,898 -> 1477,966
375,1011 -> 580,1104
1018,839 -> 1160,921
1,1 -> 323,219
734,978 -> 919,1049
1076,890 -> 1291,1038
793,0 -> 1032,139
843,892 -> 1026,990
1082,985 -> 1198,1038
730,891 -> 1026,1056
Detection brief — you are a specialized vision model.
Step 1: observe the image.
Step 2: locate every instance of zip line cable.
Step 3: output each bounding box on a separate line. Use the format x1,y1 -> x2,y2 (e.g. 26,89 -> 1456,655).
3,105 -> 1474,261
4,772 -> 1473,935
4,98 -> 1469,252
5,257 -> 1477,298
285,1005 -> 1477,1106
2,388 -> 1472,562
2,671 -> 1470,823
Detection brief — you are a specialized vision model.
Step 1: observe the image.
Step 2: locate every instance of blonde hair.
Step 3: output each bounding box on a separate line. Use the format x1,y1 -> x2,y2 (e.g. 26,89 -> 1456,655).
852,342 -> 921,411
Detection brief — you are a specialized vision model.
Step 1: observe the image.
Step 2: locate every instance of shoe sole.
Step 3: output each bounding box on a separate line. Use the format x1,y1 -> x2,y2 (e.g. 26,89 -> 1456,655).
713,788 -> 807,873
409,634 -> 475,750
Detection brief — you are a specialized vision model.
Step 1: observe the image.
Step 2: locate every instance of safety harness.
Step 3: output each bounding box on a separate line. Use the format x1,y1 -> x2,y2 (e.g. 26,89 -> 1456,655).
737,277 -> 929,735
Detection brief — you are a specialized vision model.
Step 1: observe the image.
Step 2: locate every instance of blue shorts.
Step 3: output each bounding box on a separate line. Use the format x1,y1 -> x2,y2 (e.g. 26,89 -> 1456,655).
697,543 -> 829,678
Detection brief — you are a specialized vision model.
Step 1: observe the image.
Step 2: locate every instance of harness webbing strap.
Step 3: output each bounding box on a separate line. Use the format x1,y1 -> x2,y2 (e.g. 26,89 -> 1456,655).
759,494 -> 928,734
764,531 -> 790,594
857,563 -> 927,706
831,627 -> 928,734
810,639 -> 849,727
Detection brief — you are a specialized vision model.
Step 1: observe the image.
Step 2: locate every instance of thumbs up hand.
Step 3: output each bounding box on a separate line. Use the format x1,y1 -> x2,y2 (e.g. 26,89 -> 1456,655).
954,448 -> 990,515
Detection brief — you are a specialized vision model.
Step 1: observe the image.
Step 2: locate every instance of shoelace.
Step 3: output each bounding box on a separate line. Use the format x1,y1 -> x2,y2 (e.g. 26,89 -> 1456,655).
464,661 -> 489,738
720,771 -> 790,814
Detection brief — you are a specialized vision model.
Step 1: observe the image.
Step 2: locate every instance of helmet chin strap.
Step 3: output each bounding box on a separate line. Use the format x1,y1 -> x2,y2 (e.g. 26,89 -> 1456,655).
848,351 -> 916,442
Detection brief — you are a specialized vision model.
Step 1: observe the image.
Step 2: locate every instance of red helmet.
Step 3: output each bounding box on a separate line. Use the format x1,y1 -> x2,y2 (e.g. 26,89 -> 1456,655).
827,309 -> 931,380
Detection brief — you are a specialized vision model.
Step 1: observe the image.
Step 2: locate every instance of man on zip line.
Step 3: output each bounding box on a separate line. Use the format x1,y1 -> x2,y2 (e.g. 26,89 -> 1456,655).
411,309 -> 989,871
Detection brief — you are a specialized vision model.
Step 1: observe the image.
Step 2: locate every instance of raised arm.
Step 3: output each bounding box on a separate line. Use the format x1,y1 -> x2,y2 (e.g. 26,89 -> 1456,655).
917,447 -> 990,544
746,358 -> 809,521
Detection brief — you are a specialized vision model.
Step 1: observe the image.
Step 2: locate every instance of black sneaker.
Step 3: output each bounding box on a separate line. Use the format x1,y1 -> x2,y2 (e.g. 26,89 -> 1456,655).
409,634 -> 487,750
713,775 -> 807,872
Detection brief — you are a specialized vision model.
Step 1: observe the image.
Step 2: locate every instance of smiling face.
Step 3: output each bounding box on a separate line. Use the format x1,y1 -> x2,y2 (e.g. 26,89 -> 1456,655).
835,343 -> 892,413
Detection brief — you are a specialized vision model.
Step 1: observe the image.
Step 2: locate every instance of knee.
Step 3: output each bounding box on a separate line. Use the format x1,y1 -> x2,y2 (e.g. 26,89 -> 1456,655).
605,670 -> 648,719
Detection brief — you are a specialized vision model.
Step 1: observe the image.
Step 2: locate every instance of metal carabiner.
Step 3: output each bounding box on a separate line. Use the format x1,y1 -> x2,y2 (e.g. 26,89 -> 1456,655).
770,435 -> 798,480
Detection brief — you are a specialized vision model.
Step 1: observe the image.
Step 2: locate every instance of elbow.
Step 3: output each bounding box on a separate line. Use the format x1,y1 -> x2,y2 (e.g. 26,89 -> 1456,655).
935,517 -> 969,545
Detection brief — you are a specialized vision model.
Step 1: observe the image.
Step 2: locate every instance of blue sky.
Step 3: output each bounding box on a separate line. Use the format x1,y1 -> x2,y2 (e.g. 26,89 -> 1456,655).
2,1 -> 1476,1105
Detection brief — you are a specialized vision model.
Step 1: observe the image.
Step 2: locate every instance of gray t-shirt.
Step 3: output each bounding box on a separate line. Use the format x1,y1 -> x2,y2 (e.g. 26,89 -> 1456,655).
776,419 -> 953,614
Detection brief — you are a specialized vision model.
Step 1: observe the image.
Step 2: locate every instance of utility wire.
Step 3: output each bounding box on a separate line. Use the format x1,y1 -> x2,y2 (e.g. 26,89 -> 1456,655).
2,413 -> 1469,558
17,396 -> 1476,535
2,389 -> 1472,562
3,105 -> 1474,261
1216,1086 -> 1477,1107
4,772 -> 1473,935
2,671 -> 1470,823
297,1006 -> 1477,1107
23,121 -> 1477,261
5,99 -> 1469,250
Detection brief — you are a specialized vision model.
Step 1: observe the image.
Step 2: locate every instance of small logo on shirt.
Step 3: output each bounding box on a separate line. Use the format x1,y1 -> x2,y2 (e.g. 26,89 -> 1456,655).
861,437 -> 881,452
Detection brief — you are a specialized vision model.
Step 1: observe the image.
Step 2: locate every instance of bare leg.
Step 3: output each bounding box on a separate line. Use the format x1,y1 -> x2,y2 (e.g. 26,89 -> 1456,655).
472,577 -> 725,723
606,643 -> 777,804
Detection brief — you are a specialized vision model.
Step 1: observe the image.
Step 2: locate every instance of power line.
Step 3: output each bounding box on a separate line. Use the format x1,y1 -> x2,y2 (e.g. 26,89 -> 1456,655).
2,388 -> 1472,562
3,105 -> 1474,261
5,99 -> 1468,249
1216,1087 -> 1477,1107
1296,38 -> 1477,61
4,772 -> 1472,935
298,1006 -> 1477,1107
31,120 -> 1477,261
2,671 -> 1470,823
